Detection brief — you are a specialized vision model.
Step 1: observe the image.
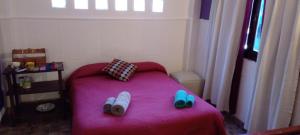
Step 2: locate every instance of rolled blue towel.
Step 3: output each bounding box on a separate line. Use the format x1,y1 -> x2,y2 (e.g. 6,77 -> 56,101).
174,90 -> 188,108
186,94 -> 195,107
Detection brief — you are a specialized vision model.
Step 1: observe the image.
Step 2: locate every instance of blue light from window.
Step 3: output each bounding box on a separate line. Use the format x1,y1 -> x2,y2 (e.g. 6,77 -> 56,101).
253,0 -> 264,52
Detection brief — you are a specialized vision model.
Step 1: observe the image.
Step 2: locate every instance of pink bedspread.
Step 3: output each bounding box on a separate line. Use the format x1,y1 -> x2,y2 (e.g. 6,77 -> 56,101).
69,62 -> 226,135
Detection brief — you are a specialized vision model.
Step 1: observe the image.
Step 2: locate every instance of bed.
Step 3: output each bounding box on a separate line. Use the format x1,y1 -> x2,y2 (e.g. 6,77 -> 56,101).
67,62 -> 226,135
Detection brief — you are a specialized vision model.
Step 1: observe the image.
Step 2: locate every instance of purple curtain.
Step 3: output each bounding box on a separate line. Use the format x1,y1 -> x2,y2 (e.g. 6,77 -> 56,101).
200,0 -> 212,20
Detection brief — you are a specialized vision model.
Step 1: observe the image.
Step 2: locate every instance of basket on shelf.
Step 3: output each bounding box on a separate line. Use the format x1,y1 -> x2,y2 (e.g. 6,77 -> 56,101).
12,48 -> 46,67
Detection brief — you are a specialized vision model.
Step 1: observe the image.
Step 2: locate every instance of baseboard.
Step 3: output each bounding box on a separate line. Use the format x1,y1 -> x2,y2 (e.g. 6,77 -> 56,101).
0,107 -> 5,122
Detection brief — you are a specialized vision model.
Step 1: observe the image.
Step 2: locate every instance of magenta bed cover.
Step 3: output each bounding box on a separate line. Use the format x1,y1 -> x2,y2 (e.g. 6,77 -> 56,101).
68,62 -> 226,135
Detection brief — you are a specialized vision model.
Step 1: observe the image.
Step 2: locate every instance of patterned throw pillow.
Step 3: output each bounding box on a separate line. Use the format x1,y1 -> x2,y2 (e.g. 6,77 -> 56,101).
103,59 -> 137,81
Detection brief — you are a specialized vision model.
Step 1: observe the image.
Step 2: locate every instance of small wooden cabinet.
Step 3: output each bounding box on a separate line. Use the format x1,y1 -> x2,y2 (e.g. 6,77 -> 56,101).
3,64 -> 66,125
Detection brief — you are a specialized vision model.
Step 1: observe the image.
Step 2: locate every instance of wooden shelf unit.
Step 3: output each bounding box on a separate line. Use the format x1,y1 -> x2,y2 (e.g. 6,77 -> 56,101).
3,65 -> 66,126
16,80 -> 61,95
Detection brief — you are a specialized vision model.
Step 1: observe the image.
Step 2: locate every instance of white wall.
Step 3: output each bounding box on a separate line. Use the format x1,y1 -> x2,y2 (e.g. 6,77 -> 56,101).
235,59 -> 257,123
0,0 -> 190,77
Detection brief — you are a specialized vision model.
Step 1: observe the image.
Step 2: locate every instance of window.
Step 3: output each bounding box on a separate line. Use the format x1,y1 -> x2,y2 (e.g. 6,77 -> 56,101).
244,0 -> 265,61
74,0 -> 89,9
96,0 -> 109,10
253,0 -> 264,52
152,0 -> 164,13
115,0 -> 127,11
51,0 -> 66,8
134,0 -> 145,12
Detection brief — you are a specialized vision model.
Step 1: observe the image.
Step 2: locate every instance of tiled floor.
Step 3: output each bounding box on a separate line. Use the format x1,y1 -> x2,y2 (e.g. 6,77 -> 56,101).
0,113 -> 247,135
224,113 -> 247,135
0,118 -> 71,135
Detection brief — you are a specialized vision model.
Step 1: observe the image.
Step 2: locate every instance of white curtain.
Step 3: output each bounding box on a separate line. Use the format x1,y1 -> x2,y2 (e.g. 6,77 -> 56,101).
246,0 -> 300,132
203,0 -> 247,111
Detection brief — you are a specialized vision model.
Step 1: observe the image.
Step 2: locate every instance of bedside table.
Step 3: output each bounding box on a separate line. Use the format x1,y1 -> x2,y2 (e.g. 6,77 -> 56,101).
3,64 -> 67,126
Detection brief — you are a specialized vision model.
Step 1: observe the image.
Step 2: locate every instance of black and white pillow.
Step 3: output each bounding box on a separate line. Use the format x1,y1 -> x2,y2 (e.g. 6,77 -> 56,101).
103,59 -> 137,81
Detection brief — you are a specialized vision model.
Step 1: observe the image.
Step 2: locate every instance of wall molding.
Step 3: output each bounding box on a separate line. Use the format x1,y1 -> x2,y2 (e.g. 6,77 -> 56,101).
0,16 -> 189,21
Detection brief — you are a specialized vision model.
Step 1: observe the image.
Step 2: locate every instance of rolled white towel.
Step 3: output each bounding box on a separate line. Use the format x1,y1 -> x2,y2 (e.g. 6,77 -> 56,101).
111,91 -> 131,116
103,97 -> 116,113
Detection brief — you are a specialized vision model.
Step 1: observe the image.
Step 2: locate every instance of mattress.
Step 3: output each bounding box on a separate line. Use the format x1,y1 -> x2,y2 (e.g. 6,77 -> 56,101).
68,62 -> 226,135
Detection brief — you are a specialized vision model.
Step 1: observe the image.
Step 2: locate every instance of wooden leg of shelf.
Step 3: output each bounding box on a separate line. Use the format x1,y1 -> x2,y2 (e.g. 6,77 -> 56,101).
9,95 -> 16,126
9,108 -> 16,127
62,94 -> 68,120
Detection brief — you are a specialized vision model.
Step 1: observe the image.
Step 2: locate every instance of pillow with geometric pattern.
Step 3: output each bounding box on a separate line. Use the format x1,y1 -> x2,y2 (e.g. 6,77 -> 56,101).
102,59 -> 138,81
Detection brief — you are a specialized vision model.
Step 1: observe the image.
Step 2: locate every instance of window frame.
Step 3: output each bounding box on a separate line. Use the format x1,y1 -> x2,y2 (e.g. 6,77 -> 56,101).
243,0 -> 263,61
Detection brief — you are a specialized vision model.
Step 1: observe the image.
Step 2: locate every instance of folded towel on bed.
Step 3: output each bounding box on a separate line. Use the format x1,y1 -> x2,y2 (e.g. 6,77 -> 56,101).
174,90 -> 188,108
103,97 -> 116,113
186,95 -> 195,107
111,91 -> 131,116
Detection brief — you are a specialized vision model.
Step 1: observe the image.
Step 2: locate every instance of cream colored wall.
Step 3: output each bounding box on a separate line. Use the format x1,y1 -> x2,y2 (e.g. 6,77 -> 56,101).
0,0 -> 190,102
2,18 -> 187,76
0,0 -> 190,77
0,0 -> 7,17
12,0 -> 188,18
